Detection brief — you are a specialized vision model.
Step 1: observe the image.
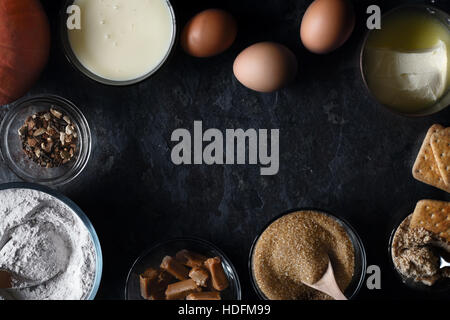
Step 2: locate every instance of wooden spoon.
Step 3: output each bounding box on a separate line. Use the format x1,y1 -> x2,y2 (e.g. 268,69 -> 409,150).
302,259 -> 347,300
0,269 -> 61,290
0,270 -> 12,289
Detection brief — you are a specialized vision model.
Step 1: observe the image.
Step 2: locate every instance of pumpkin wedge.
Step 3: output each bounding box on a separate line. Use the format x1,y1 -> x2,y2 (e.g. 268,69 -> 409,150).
0,0 -> 50,106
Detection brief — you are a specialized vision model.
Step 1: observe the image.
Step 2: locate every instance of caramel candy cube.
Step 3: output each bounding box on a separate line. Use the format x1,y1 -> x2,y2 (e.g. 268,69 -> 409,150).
189,267 -> 209,287
186,292 -> 221,300
176,249 -> 207,268
160,256 -> 189,281
139,268 -> 169,300
204,257 -> 229,291
139,268 -> 158,299
165,279 -> 201,300
158,269 -> 175,284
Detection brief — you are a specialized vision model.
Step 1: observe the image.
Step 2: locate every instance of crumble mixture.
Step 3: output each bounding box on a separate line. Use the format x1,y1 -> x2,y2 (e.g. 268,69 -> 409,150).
392,214 -> 450,286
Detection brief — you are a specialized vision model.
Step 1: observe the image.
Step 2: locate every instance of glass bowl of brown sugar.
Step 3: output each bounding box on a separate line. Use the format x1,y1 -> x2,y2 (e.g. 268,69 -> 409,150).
249,208 -> 367,300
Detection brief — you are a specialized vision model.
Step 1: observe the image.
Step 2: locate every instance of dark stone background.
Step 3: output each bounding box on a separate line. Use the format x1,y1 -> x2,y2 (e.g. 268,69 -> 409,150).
1,0 -> 449,300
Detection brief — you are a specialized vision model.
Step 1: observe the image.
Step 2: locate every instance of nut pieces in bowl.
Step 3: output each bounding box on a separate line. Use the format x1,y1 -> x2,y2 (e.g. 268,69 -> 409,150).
18,108 -> 78,168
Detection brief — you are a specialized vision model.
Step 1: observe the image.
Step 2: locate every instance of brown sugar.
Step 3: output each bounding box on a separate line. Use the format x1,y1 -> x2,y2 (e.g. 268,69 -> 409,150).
252,210 -> 355,300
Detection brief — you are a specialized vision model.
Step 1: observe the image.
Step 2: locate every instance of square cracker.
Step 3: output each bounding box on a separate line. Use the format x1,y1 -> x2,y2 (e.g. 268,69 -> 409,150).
410,199 -> 450,242
430,129 -> 450,185
412,124 -> 450,193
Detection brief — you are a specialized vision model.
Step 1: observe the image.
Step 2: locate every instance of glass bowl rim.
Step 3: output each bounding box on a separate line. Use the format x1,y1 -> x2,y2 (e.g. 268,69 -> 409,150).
359,3 -> 450,117
0,94 -> 92,187
124,237 -> 242,300
0,182 -> 103,300
59,0 -> 178,86
248,207 -> 367,300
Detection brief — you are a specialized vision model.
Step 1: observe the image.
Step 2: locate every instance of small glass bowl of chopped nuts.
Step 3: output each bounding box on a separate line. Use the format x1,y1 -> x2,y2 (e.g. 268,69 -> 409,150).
0,94 -> 91,186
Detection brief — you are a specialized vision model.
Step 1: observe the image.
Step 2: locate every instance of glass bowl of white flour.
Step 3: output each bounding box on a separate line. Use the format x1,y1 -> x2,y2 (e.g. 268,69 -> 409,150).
0,183 -> 102,300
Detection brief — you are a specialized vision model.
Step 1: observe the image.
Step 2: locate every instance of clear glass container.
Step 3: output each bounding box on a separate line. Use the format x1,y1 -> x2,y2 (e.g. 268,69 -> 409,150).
360,4 -> 450,116
60,0 -> 177,86
249,208 -> 367,300
0,95 -> 91,187
0,182 -> 103,300
125,238 -> 242,300
388,212 -> 450,294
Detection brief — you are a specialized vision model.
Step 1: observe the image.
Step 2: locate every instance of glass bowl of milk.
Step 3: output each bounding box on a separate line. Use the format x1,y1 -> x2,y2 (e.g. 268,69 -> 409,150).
361,4 -> 450,116
61,0 -> 177,86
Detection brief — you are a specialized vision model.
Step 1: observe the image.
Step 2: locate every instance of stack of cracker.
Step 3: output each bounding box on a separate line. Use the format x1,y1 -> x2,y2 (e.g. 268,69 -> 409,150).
410,199 -> 450,242
413,124 -> 450,193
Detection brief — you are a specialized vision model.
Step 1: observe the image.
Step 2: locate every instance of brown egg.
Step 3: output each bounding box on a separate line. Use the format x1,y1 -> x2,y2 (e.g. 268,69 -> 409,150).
233,42 -> 298,93
181,9 -> 237,58
300,0 -> 355,54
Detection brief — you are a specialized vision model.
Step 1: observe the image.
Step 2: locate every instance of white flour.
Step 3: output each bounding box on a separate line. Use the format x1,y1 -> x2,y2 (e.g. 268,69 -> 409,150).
0,188 -> 96,300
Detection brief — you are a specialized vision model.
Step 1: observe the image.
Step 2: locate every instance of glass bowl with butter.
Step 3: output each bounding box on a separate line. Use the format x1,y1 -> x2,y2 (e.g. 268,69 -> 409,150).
60,0 -> 177,86
361,4 -> 450,116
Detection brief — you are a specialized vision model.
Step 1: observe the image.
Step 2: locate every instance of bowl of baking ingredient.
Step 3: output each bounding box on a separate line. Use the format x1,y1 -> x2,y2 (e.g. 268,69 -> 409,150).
125,238 -> 241,300
0,182 -> 102,300
0,94 -> 91,186
389,210 -> 450,294
60,0 -> 177,86
360,4 -> 450,116
249,208 -> 366,300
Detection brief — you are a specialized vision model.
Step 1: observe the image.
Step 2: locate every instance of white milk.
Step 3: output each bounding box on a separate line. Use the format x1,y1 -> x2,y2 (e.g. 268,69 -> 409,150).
68,0 -> 174,82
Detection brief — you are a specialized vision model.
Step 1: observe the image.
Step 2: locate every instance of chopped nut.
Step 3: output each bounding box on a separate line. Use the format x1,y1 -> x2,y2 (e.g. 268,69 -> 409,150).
18,126 -> 27,136
63,116 -> 71,124
65,125 -> 73,135
42,142 -> 53,153
50,108 -> 62,119
27,138 -> 37,147
60,132 -> 66,145
60,150 -> 70,159
46,126 -> 57,136
19,109 -> 78,168
33,128 -> 45,136
26,119 -> 35,130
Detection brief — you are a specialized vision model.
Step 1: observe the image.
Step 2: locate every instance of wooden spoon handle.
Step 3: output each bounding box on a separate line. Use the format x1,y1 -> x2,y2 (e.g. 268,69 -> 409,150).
305,261 -> 348,300
324,274 -> 348,301
0,270 -> 12,289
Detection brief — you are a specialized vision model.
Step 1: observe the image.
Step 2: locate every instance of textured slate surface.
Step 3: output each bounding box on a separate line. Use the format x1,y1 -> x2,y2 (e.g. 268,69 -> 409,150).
0,0 -> 449,300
